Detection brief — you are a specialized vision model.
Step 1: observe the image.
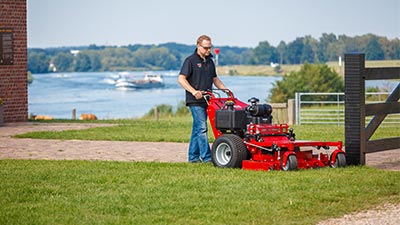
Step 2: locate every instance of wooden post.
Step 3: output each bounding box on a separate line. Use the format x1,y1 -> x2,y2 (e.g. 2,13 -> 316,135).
287,99 -> 295,125
72,108 -> 76,120
154,106 -> 159,121
344,53 -> 365,165
270,103 -> 287,124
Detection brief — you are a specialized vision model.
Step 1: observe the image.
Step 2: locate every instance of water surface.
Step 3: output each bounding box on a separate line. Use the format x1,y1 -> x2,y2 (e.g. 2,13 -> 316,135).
29,71 -> 282,119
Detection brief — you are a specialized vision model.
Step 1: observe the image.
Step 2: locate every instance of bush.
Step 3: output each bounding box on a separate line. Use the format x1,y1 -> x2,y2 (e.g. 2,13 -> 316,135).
175,101 -> 190,116
27,71 -> 34,84
143,101 -> 191,119
366,86 -> 389,102
273,65 -> 281,74
269,63 -> 344,103
144,104 -> 173,118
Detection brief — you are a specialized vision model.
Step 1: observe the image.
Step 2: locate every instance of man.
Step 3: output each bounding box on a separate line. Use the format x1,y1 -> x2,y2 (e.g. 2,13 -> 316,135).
178,35 -> 227,163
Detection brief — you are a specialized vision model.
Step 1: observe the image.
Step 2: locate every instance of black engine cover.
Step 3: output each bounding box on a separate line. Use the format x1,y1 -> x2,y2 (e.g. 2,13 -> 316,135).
215,109 -> 247,131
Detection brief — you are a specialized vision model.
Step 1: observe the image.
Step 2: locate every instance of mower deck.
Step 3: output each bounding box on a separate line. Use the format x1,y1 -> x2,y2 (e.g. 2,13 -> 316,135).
242,140 -> 343,171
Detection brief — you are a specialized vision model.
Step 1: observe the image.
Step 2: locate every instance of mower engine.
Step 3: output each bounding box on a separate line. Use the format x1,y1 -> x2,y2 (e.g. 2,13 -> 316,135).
204,89 -> 346,171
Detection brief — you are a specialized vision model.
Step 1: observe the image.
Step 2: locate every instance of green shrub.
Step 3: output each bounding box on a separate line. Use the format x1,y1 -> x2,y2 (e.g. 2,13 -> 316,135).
144,104 -> 173,118
273,65 -> 281,74
27,71 -> 34,84
269,63 -> 344,103
366,86 -> 389,102
175,101 -> 190,116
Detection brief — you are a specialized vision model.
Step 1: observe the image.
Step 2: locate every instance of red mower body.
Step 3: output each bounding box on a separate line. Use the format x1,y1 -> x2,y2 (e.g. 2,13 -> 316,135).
204,90 -> 346,171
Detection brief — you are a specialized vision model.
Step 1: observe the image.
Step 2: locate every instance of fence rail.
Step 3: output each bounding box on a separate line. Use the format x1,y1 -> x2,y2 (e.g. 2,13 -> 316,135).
295,92 -> 399,125
270,103 -> 288,124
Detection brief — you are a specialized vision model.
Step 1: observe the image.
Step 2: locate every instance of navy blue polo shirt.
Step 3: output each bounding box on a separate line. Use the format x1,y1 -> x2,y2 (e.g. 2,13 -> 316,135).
179,49 -> 217,106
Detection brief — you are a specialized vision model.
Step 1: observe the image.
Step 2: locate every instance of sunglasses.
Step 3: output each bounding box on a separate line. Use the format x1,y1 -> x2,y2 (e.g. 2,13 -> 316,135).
200,45 -> 212,50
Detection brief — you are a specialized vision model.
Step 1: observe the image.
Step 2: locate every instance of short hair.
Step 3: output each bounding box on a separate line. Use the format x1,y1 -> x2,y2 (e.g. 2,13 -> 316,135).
197,35 -> 211,45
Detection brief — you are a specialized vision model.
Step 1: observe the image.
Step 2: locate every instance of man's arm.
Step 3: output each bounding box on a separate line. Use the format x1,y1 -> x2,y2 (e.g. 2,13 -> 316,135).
213,77 -> 227,90
178,75 -> 203,100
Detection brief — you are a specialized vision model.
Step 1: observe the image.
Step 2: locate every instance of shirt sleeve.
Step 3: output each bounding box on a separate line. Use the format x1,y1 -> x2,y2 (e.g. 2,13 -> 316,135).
179,58 -> 192,78
211,63 -> 217,78
210,59 -> 217,78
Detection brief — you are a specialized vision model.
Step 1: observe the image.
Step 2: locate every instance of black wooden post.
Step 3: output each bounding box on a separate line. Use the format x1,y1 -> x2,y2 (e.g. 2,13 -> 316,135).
344,53 -> 366,165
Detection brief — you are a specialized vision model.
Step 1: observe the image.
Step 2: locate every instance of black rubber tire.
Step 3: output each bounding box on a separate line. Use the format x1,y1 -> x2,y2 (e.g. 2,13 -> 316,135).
281,154 -> 298,171
211,134 -> 248,168
331,153 -> 346,168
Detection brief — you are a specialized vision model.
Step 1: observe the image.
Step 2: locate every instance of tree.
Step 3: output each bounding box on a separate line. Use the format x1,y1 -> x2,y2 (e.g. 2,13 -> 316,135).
286,37 -> 304,64
269,63 -> 344,103
219,48 -> 254,65
219,49 -> 241,66
276,41 -> 287,65
148,47 -> 179,70
300,43 -> 314,63
317,33 -> 337,63
100,47 -> 135,70
88,54 -> 102,71
392,39 -> 400,59
365,37 -> 385,60
301,36 -> 318,63
28,52 -> 50,73
53,52 -> 74,72
74,53 -> 92,72
250,41 -> 278,65
26,34 -> 400,73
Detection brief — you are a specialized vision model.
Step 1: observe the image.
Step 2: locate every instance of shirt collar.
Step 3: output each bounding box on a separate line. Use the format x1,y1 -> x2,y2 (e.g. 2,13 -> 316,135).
194,48 -> 213,61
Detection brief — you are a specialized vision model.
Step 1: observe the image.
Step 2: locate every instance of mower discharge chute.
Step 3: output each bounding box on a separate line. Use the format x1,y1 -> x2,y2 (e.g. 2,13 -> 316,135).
203,89 -> 346,171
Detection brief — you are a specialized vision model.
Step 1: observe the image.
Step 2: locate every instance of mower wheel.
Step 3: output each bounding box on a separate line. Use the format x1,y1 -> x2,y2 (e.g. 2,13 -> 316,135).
282,154 -> 298,171
212,134 -> 248,168
331,153 -> 346,168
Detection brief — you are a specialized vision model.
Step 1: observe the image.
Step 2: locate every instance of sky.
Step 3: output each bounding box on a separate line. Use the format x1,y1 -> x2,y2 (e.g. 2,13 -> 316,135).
27,0 -> 400,48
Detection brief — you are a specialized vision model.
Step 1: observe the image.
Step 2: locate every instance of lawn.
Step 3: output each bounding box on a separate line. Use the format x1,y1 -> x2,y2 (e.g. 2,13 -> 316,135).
7,118 -> 400,224
16,117 -> 399,143
0,160 -> 399,225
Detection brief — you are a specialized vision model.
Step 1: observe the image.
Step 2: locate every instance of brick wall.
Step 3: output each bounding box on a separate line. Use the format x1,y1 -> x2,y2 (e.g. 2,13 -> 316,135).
0,0 -> 28,122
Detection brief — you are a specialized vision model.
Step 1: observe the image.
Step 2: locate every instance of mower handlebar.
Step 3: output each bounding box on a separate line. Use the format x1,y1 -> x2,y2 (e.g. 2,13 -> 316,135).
202,89 -> 234,99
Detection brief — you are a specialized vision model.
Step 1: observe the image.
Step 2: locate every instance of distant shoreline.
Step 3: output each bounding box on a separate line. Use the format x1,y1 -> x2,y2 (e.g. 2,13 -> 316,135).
217,60 -> 400,76
32,60 -> 400,77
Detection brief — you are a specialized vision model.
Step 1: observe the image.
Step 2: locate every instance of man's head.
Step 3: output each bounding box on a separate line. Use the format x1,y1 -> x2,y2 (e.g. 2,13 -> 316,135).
196,35 -> 212,58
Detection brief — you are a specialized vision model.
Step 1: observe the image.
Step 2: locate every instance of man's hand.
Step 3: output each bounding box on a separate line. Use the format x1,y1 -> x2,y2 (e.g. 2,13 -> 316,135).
192,90 -> 203,99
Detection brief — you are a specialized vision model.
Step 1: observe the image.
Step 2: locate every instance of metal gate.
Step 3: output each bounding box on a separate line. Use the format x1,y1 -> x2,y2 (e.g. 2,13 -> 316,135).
295,92 -> 399,125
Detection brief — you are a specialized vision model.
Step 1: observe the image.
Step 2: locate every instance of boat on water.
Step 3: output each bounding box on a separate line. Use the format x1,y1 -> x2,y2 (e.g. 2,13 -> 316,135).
115,74 -> 165,89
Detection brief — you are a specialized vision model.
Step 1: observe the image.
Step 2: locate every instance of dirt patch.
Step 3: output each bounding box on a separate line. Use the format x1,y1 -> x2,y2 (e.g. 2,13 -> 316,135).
318,203 -> 400,225
366,150 -> 400,171
0,122 -> 188,162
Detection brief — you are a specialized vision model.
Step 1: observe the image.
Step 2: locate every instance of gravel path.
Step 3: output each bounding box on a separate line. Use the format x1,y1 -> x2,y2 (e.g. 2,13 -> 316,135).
0,122 -> 188,162
0,122 -> 399,224
317,203 -> 400,225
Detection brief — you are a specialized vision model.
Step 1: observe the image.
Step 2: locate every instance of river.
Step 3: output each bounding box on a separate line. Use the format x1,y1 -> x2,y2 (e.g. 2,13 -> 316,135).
28,71 -> 282,119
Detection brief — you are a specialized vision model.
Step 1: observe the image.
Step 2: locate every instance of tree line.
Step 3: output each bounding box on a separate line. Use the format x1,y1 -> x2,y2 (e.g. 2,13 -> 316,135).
28,33 -> 399,73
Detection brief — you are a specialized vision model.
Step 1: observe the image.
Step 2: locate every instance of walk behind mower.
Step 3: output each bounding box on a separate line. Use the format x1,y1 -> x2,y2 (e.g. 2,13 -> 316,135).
204,89 -> 346,171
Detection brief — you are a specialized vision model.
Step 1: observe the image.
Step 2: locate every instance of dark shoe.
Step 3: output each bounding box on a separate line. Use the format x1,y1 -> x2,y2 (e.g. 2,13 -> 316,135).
189,160 -> 201,163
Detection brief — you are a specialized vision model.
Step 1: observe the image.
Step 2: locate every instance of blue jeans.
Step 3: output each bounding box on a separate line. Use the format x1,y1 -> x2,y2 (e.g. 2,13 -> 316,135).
188,106 -> 211,163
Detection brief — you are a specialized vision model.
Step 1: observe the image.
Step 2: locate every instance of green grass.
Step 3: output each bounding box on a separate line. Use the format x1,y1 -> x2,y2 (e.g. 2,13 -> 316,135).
18,117 -> 193,142
16,117 -> 399,143
0,160 -> 398,225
